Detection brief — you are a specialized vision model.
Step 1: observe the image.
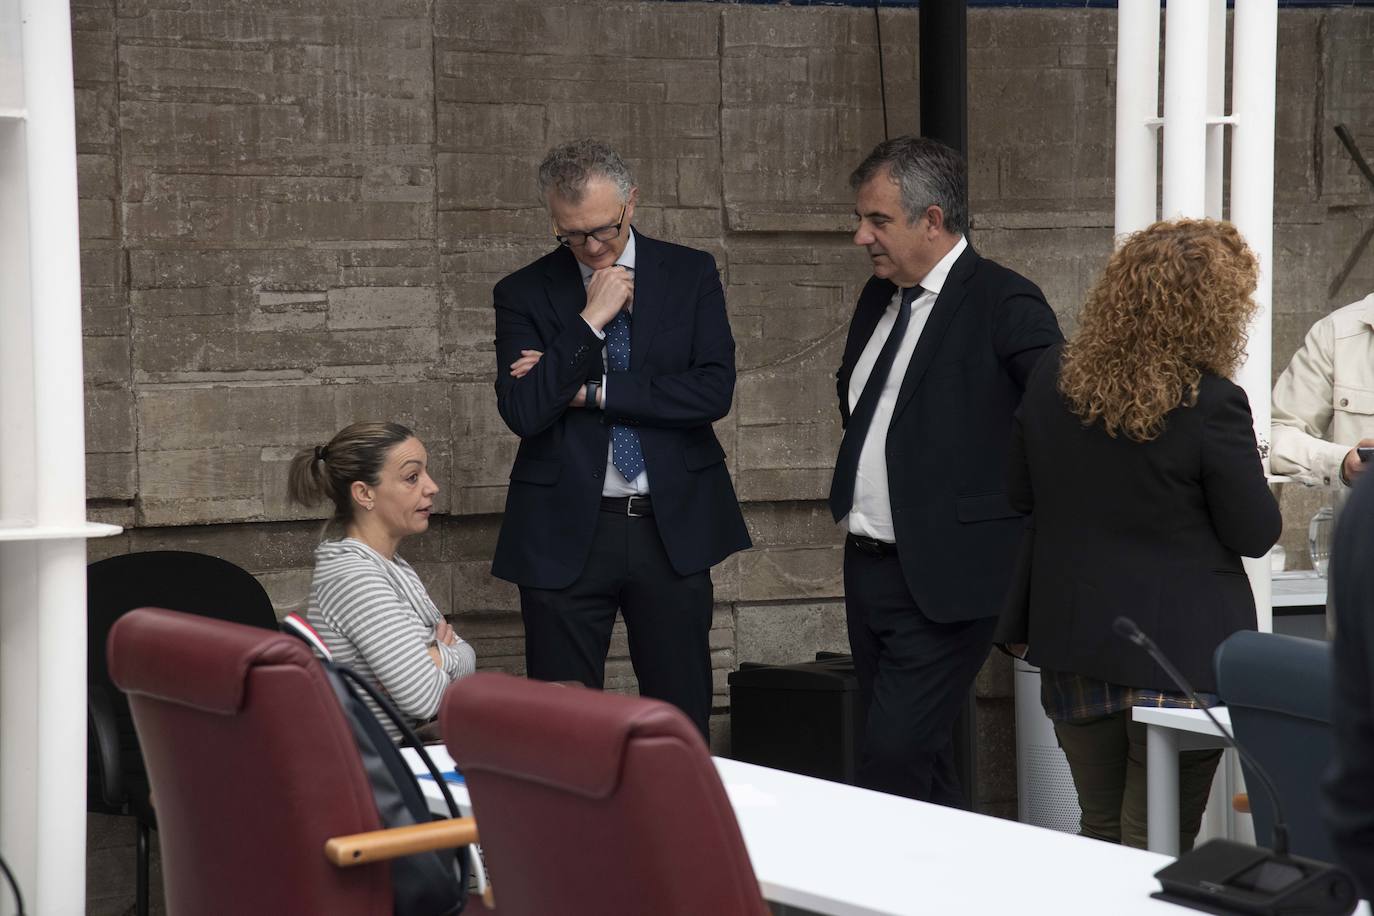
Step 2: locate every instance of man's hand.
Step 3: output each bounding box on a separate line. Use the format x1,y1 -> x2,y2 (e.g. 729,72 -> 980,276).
433,620 -> 457,647
581,265 -> 633,331
1342,437 -> 1374,485
509,349 -> 542,379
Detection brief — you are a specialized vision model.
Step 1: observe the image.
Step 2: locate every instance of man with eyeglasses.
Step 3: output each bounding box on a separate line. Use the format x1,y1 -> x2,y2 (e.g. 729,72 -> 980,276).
490,139 -> 750,737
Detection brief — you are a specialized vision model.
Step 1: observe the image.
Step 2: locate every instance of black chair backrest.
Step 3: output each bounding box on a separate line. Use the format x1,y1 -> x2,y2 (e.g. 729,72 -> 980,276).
1215,629 -> 1335,862
87,550 -> 279,811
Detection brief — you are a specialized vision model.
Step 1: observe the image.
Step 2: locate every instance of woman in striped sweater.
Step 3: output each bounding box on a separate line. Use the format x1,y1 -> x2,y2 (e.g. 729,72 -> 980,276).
289,421 -> 475,737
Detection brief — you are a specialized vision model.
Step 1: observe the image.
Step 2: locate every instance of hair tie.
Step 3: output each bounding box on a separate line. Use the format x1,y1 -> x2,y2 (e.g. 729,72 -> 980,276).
314,445 -> 327,462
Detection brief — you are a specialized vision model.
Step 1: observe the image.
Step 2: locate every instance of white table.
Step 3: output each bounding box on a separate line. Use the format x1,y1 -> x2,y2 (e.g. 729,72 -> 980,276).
1132,707 -> 1232,856
405,747 -> 1185,915
1272,570 -> 1327,608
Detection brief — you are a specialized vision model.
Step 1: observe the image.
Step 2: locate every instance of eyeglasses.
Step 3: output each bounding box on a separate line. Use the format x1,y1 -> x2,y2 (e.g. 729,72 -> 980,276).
554,206 -> 627,248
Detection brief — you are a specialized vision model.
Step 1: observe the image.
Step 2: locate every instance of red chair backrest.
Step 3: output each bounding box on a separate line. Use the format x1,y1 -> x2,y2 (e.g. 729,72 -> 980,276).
441,673 -> 769,916
108,607 -> 391,916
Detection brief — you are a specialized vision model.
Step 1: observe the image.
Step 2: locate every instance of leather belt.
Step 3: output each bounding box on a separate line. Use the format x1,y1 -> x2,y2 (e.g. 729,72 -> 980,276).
600,495 -> 653,518
847,533 -> 898,557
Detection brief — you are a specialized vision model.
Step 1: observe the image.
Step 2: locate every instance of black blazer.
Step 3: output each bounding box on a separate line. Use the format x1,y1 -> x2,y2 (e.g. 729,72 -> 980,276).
1008,345 -> 1282,693
1326,473 -> 1374,898
491,231 -> 751,590
836,245 -> 1062,622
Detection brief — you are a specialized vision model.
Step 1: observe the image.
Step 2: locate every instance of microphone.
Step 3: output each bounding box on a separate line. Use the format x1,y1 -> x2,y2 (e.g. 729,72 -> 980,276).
1112,616 -> 1356,916
1112,616 -> 1288,854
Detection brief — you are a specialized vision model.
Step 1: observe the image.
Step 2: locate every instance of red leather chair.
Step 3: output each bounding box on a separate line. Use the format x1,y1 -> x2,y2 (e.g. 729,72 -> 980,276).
107,607 -> 477,915
440,673 -> 770,916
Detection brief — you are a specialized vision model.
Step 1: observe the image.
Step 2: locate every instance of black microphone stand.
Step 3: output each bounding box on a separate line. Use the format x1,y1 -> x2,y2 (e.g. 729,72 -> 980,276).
1112,616 -> 1290,856
1112,616 -> 1356,916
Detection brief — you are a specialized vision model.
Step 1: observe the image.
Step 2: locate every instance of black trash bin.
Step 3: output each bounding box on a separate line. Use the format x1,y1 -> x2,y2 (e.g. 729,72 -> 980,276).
729,652 -> 980,807
727,652 -> 866,784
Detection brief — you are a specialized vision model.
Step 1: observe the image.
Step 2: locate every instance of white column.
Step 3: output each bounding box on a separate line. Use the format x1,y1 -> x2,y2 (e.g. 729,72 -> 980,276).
1204,0 -> 1227,220
0,0 -> 111,913
1230,0 -> 1278,632
1115,0 -> 1161,239
1161,0 -> 1211,219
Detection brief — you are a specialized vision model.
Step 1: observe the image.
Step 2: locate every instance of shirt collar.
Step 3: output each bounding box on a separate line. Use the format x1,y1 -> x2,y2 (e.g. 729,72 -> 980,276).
577,228 -> 637,284
914,234 -> 967,297
1357,292 -> 1374,330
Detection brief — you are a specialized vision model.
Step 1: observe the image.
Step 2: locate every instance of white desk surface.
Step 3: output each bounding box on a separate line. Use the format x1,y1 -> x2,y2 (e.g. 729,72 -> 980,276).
405,747 -> 1185,915
1132,706 -> 1232,738
1272,571 -> 1327,608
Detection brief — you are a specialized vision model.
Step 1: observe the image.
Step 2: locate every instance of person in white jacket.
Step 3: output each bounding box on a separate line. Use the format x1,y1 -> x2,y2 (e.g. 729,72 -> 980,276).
1272,292 -> 1374,489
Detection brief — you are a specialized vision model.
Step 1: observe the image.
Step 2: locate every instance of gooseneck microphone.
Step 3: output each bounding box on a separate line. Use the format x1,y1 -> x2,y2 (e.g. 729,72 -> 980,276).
1112,616 -> 1356,916
1112,615 -> 1290,856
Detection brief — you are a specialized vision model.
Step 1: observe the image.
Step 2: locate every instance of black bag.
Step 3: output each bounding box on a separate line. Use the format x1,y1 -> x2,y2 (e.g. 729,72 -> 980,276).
324,662 -> 470,916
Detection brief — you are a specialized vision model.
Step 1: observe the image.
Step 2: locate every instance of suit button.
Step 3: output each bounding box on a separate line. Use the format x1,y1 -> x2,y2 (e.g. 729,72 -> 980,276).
1340,397 -> 1349,407
592,470 -> 601,479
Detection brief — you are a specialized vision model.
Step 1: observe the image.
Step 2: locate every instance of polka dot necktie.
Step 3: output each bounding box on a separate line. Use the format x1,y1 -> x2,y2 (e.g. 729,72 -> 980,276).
605,308 -> 645,480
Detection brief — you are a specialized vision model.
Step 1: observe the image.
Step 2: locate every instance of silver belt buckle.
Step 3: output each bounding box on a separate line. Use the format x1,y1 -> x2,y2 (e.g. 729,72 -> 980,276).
626,496 -> 648,518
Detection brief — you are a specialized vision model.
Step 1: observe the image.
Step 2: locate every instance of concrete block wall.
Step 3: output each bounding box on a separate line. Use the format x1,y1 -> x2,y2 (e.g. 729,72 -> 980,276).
72,1 -> 1373,910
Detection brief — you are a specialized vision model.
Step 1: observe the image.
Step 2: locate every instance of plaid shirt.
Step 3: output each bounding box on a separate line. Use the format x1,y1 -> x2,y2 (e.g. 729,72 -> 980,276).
1039,667 -> 1218,723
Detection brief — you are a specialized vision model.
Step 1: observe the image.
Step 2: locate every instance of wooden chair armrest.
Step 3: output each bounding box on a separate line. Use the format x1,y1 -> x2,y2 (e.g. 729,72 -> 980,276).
325,817 -> 478,868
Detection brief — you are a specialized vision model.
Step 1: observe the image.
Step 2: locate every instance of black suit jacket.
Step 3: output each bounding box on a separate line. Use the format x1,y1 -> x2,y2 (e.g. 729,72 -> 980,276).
1326,473 -> 1374,899
836,244 -> 1062,622
1009,344 -> 1282,693
491,231 -> 751,590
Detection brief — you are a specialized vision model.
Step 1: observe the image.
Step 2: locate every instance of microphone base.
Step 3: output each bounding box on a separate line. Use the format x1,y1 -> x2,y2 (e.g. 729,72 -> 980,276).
1152,839 -> 1357,916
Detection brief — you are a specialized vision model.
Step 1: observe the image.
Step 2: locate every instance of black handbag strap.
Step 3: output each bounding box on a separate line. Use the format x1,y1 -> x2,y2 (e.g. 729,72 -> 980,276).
332,665 -> 464,821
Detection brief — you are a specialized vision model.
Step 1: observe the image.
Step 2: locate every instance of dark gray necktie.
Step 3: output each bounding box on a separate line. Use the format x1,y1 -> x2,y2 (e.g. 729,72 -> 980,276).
828,286 -> 920,522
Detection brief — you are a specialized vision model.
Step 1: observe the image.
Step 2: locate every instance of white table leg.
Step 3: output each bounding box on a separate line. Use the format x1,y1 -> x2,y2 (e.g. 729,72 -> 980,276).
1147,724 -> 1180,856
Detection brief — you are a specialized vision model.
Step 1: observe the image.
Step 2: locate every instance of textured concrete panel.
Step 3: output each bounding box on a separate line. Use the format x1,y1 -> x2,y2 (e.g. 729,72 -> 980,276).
68,7 -> 1374,909
735,601 -> 848,667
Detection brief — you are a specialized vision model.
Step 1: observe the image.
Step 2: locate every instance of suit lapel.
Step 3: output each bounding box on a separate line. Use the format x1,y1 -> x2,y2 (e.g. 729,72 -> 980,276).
540,246 -> 588,333
628,230 -> 664,371
840,280 -> 897,400
890,245 -> 979,423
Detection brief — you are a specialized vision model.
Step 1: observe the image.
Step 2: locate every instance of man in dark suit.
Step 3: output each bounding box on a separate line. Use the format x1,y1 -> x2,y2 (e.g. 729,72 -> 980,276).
831,136 -> 1062,804
491,139 -> 751,737
1326,473 -> 1374,897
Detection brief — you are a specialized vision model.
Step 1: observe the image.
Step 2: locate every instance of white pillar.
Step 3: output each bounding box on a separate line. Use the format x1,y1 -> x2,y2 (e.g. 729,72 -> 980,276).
1114,0 -> 1161,239
0,1 -> 121,913
1204,0 -> 1227,220
1230,0 -> 1279,632
1161,0 -> 1211,219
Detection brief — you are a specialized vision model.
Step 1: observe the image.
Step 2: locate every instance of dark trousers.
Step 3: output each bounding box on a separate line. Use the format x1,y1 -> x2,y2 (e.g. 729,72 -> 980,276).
519,508 -> 714,737
1054,711 -> 1222,850
844,539 -> 996,806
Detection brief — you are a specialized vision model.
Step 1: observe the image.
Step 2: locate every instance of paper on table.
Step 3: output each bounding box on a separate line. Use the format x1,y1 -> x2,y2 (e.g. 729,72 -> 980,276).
400,745 -> 465,784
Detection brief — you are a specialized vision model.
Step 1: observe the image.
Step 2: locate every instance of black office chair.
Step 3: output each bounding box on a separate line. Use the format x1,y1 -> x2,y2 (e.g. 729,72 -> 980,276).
87,550 -> 279,916
1214,629 -> 1335,862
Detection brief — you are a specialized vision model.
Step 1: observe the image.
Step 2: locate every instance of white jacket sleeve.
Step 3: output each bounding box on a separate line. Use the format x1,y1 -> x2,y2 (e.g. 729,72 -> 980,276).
1271,317 -> 1352,486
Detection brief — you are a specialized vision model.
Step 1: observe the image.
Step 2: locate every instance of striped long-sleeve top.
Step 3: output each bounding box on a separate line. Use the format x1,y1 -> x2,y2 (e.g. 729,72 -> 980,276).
306,538 -> 475,738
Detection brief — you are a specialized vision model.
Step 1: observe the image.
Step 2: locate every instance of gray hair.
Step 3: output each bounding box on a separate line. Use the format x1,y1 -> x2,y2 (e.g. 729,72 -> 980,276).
850,136 -> 968,236
537,139 -> 635,205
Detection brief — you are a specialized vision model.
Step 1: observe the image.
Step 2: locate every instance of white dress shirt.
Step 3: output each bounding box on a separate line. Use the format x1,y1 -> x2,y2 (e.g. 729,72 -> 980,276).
578,230 -> 648,497
842,235 -> 967,542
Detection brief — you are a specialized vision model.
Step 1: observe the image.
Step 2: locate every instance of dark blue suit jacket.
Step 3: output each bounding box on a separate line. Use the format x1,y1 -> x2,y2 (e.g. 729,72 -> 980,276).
836,244 -> 1062,622
491,231 -> 751,590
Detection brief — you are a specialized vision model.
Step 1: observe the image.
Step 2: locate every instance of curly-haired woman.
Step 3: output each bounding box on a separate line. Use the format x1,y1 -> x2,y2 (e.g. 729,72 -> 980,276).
1007,218 -> 1281,850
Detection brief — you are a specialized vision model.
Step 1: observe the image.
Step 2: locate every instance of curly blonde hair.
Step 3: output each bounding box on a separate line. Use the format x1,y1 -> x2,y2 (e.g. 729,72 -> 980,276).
1058,219 -> 1258,442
